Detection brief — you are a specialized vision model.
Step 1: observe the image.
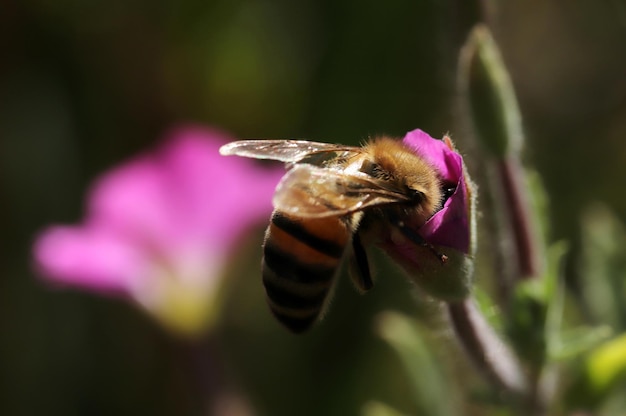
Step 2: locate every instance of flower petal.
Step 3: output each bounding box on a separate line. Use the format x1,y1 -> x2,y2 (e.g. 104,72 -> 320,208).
88,126 -> 282,254
155,126 -> 283,249
419,174 -> 470,253
402,129 -> 463,183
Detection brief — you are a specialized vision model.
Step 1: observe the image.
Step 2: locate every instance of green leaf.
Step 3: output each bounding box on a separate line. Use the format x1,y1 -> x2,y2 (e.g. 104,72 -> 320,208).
543,242 -> 568,348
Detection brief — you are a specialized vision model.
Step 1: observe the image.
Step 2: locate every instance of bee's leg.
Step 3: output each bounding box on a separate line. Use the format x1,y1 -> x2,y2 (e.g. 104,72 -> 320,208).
349,232 -> 374,292
394,220 -> 448,264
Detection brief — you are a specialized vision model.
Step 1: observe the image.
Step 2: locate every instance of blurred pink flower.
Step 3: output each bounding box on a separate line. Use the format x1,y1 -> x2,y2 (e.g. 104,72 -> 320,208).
33,125 -> 283,333
381,129 -> 476,300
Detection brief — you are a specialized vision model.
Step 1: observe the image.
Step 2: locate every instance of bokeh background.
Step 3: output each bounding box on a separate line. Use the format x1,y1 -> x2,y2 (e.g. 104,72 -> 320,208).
2,1 -> 626,415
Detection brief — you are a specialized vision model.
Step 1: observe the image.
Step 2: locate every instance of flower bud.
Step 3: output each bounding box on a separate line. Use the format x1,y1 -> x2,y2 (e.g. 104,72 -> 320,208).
458,24 -> 523,158
380,129 -> 476,301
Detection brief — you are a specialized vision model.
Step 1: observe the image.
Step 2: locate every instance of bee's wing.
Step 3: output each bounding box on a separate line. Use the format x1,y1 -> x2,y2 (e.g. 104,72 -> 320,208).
274,164 -> 410,218
219,139 -> 358,164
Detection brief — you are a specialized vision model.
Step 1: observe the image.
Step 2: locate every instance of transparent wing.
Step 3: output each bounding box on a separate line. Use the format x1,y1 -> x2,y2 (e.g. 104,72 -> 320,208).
273,164 -> 411,218
219,139 -> 359,164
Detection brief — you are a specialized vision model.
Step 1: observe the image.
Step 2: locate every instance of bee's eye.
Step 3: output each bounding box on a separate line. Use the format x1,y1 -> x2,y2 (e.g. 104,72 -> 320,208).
408,188 -> 424,202
441,185 -> 456,202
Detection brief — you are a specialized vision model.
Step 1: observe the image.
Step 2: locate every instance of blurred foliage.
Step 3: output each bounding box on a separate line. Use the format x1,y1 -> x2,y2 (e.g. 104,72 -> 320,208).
374,311 -> 456,416
2,1 -> 626,415
579,204 -> 626,331
563,204 -> 626,413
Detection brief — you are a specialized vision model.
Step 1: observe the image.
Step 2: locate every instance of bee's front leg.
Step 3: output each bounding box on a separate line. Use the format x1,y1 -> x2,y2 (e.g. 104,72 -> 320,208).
350,232 -> 374,291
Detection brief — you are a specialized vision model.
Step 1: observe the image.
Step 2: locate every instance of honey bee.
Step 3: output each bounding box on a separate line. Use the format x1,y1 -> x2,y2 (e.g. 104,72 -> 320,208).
220,137 -> 455,332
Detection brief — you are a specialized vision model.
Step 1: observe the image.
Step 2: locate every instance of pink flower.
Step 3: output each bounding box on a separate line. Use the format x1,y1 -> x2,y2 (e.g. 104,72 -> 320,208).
381,129 -> 476,300
401,129 -> 472,253
33,125 -> 283,334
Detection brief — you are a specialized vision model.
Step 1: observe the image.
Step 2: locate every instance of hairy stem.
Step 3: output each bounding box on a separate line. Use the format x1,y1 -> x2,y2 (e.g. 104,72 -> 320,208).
498,156 -> 542,279
447,299 -> 528,397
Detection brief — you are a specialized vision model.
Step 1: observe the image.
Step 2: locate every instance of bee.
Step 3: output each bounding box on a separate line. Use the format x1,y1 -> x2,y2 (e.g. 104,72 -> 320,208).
220,137 -> 454,333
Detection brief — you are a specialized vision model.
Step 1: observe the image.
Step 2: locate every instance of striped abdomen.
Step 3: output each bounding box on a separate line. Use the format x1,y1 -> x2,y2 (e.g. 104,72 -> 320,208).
262,211 -> 351,333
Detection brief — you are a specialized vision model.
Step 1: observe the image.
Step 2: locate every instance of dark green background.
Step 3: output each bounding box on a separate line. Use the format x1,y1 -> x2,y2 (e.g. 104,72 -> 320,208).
2,1 -> 626,415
